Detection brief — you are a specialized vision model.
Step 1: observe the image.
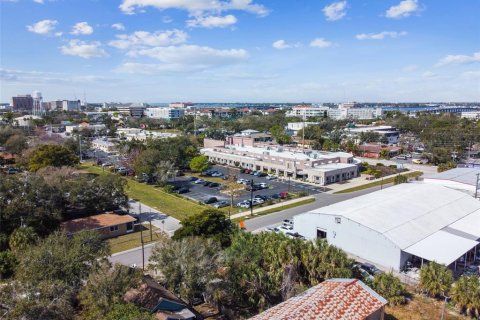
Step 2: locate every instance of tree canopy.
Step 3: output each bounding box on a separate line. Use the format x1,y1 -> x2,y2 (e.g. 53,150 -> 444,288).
189,155 -> 210,173
28,144 -> 79,171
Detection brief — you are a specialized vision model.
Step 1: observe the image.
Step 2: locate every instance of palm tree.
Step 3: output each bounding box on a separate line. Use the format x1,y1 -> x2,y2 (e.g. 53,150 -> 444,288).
451,275 -> 480,317
419,261 -> 453,297
373,272 -> 407,306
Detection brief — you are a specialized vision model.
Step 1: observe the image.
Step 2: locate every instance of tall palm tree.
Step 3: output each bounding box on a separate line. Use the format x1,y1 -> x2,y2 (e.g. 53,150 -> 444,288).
451,275 -> 480,317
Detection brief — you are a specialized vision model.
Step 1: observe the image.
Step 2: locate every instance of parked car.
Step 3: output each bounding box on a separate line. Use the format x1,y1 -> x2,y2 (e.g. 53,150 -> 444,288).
353,264 -> 374,281
258,183 -> 269,189
204,197 -> 218,204
236,200 -> 251,208
278,225 -> 293,234
285,232 -> 305,240
462,265 -> 480,276
246,185 -> 262,191
211,172 -> 223,177
190,176 -> 199,181
252,198 -> 264,205
244,169 -> 251,174
266,175 -> 277,180
270,193 -> 281,199
237,178 -> 248,184
361,263 -> 383,276
208,182 -> 220,188
412,159 -> 423,164
282,219 -> 293,226
175,187 -> 190,194
194,179 -> 205,184
279,192 -> 289,199
254,195 -> 269,201
396,155 -> 407,160
212,200 -> 229,208
6,167 -> 18,174
202,181 -> 213,187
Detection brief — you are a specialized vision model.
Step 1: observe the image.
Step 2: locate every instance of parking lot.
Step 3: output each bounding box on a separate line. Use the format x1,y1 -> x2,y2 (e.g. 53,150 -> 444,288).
169,165 -> 322,207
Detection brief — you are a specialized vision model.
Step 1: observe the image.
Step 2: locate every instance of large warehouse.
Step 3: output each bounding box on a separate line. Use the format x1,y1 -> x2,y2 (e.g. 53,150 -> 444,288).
293,183 -> 480,271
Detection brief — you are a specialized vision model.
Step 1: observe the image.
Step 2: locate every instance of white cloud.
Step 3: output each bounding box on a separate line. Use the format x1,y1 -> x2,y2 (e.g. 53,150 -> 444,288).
109,29 -> 187,50
60,40 -> 108,58
119,0 -> 268,16
71,22 -> 94,35
436,52 -> 480,67
187,14 -> 237,28
386,0 -> 421,19
422,71 -> 437,79
54,31 -> 63,37
26,19 -> 58,35
111,23 -> 125,31
356,31 -> 407,40
119,44 -> 249,73
323,1 -> 347,21
309,38 -> 332,48
272,40 -> 291,50
33,0 -> 44,3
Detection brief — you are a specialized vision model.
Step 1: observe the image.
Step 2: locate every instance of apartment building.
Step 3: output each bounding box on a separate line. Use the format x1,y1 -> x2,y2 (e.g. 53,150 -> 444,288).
117,103 -> 146,118
286,105 -> 383,120
11,95 -> 33,111
347,125 -> 400,144
145,107 -> 185,120
62,100 -> 81,111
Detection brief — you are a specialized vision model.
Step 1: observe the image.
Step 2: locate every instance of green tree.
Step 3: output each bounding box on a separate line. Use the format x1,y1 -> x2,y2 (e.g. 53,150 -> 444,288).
8,226 -> 38,253
79,263 -> 143,320
372,272 -> 407,306
104,303 -> 155,320
437,161 -> 457,173
393,174 -> 408,185
0,250 -> 16,280
451,275 -> 480,317
189,155 -> 210,173
379,148 -> 390,159
4,134 -> 28,155
15,231 -> 109,289
419,261 -> 453,297
28,144 -> 79,171
132,148 -> 162,177
149,235 -> 223,304
0,280 -> 75,320
173,209 -> 235,247
269,125 -> 292,145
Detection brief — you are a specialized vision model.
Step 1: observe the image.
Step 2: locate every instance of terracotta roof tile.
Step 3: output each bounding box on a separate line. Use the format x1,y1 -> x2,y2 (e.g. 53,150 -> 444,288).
250,279 -> 387,320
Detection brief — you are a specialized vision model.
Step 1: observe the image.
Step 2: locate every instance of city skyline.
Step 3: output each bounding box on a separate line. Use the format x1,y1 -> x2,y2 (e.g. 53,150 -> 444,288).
1,0 -> 479,103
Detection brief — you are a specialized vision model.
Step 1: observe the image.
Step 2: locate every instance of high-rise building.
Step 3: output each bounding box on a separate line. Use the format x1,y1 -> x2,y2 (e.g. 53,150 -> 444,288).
11,94 -> 33,111
62,100 -> 81,111
32,91 -> 44,116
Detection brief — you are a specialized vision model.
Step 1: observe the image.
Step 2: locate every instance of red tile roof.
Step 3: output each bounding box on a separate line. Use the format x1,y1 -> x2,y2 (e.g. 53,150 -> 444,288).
61,213 -> 136,234
250,279 -> 387,320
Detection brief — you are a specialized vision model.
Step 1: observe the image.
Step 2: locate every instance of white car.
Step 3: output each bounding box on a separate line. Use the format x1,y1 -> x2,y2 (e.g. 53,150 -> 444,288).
278,226 -> 293,234
194,179 -> 205,184
252,198 -> 264,206
237,178 -> 248,184
211,172 -> 223,177
266,175 -> 277,180
259,183 -> 268,189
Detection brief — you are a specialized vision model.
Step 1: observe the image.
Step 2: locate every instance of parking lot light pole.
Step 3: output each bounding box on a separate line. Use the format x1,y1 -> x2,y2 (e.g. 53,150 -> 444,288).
250,179 -> 254,216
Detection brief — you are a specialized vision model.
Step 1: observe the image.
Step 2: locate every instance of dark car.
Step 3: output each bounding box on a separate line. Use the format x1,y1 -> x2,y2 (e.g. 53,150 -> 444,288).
212,200 -> 229,208
361,263 -> 382,275
202,181 -> 212,187
204,197 -> 218,204
190,176 -> 199,181
270,193 -> 280,199
254,195 -> 269,201
246,185 -> 261,191
175,187 -> 190,194
208,182 -> 220,188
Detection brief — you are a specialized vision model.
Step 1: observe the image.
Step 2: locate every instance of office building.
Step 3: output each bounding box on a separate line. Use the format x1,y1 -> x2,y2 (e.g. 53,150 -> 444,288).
145,107 -> 185,120
346,125 -> 399,144
11,94 -> 33,111
117,103 -> 146,118
62,100 -> 81,111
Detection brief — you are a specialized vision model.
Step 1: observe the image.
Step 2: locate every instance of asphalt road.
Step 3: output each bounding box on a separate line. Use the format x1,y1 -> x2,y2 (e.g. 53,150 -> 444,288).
109,183 -> 391,267
244,183 -> 392,232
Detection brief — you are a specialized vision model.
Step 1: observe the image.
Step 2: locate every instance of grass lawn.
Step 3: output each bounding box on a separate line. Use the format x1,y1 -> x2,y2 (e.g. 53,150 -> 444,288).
80,163 -> 207,220
385,293 -> 468,320
107,224 -> 160,254
334,171 -> 423,194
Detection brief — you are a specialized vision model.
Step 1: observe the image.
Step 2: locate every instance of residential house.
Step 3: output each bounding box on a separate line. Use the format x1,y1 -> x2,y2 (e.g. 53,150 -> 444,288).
61,213 -> 136,239
124,275 -> 197,320
250,278 -> 387,320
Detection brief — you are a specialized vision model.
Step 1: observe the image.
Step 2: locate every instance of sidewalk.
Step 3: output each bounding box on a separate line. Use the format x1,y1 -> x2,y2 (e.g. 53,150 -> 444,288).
230,196 -> 315,220
127,199 -> 181,236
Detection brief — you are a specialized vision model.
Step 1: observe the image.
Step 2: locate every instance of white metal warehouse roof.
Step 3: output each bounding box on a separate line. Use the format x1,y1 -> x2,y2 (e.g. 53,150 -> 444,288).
404,230 -> 478,266
424,168 -> 480,187
309,183 -> 480,249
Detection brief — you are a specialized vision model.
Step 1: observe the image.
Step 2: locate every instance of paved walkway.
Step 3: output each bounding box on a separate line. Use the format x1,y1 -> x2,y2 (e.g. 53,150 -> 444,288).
230,196 -> 315,220
127,199 -> 180,236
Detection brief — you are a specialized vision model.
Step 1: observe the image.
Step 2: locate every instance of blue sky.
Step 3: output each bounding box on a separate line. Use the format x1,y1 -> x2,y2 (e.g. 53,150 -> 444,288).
0,0 -> 479,103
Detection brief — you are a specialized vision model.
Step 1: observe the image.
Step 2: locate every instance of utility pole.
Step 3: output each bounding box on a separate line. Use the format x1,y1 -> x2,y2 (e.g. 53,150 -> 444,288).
149,217 -> 153,241
139,202 -> 145,271
78,133 -> 82,162
475,173 -> 480,199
